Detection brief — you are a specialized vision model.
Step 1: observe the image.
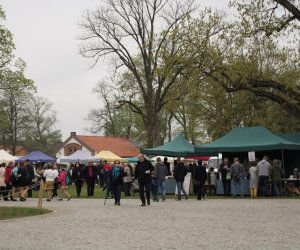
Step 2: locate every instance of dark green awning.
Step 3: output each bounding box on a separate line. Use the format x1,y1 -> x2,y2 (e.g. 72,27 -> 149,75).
141,133 -> 196,157
195,126 -> 300,154
276,133 -> 300,144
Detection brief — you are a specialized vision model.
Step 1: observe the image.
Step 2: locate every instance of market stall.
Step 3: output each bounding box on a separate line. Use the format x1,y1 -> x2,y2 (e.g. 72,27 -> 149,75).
16,150 -> 56,163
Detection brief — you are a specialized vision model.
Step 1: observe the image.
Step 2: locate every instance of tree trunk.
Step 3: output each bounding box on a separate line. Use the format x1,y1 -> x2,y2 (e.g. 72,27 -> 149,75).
145,114 -> 161,148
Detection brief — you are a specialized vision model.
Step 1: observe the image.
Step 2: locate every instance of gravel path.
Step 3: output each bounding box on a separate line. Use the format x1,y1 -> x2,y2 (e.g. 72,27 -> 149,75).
0,198 -> 300,250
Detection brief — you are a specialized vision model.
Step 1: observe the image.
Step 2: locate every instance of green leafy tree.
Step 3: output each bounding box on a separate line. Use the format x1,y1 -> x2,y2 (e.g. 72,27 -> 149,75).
80,0 -> 199,147
0,5 -> 14,70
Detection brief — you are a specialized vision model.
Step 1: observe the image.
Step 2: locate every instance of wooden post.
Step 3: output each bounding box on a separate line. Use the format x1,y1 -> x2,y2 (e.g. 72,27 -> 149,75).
38,179 -> 43,209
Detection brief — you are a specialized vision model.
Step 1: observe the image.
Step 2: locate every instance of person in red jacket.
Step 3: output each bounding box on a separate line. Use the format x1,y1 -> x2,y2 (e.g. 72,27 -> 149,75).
4,161 -> 17,201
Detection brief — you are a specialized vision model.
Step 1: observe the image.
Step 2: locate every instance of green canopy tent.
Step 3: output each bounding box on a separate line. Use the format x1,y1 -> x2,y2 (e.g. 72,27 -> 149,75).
276,133 -> 300,144
141,133 -> 198,157
195,126 -> 300,175
195,126 -> 300,153
276,133 -> 300,172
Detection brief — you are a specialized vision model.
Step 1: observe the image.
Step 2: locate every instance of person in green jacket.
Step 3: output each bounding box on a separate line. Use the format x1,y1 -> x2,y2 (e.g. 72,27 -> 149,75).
271,159 -> 284,197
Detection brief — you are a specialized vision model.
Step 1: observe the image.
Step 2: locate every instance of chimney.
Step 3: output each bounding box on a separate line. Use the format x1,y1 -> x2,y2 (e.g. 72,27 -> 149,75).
70,132 -> 76,137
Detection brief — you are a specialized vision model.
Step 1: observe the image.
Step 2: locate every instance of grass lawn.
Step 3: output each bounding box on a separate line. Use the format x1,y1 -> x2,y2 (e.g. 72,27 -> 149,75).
0,207 -> 52,220
29,183 -> 300,200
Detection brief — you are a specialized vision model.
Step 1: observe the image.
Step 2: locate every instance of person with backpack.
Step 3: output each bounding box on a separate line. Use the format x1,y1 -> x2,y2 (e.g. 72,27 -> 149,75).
230,157 -> 245,198
110,160 -> 124,206
4,161 -> 17,201
11,163 -> 19,194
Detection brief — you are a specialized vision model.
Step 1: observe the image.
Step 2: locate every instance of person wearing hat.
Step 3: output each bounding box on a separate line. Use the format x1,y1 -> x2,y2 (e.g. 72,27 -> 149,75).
109,160 -> 124,205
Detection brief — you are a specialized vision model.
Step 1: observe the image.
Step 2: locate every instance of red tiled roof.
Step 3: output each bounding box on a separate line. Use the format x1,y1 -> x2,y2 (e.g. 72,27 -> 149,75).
76,135 -> 140,157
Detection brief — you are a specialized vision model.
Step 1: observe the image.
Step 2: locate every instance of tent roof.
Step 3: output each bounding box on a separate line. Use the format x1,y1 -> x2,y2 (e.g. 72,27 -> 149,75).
276,133 -> 300,144
141,133 -> 195,157
127,156 -> 153,163
195,126 -> 300,153
16,150 -> 56,163
95,151 -> 124,162
0,150 -> 17,162
60,150 -> 100,163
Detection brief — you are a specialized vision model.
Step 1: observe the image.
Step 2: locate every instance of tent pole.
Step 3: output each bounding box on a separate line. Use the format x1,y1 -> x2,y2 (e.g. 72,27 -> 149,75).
281,150 -> 286,178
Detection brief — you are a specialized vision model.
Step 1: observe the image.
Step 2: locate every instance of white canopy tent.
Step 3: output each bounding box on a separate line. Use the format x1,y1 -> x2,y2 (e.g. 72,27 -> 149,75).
59,150 -> 100,164
0,150 -> 17,163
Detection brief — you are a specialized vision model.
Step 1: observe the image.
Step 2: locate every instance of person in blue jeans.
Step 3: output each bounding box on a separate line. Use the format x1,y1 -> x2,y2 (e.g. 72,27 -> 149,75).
230,158 -> 245,197
152,157 -> 168,201
257,156 -> 271,197
109,160 -> 124,206
173,157 -> 188,201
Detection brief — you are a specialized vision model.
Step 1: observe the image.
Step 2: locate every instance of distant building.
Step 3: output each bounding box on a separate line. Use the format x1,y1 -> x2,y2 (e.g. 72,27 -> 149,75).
54,132 -> 140,158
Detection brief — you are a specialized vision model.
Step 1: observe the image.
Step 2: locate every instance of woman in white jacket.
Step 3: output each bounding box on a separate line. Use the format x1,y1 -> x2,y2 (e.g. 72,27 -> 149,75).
43,164 -> 58,201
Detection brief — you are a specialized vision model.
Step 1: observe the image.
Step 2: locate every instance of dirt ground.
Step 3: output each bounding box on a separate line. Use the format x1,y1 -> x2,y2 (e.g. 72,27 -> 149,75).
0,198 -> 300,250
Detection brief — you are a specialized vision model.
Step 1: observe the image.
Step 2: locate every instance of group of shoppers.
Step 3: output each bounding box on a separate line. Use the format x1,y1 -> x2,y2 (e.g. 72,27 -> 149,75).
219,156 -> 285,198
0,160 -> 72,202
0,160 -> 40,201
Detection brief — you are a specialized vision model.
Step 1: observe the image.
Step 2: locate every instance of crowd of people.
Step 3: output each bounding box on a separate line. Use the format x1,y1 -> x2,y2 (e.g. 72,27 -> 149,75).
0,160 -> 71,202
0,154 -> 295,205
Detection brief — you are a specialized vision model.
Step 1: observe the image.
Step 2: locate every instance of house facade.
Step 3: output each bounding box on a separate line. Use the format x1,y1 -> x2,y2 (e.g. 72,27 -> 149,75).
54,132 -> 140,158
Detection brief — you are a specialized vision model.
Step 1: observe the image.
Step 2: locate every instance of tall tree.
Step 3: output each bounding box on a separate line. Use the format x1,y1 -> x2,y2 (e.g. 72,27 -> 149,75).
80,0 -> 197,147
21,94 -> 62,154
0,64 -> 34,155
0,5 -> 14,70
218,1 -> 300,120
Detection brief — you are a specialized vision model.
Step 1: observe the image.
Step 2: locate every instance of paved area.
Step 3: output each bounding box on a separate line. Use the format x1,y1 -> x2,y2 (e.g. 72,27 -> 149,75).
0,198 -> 300,250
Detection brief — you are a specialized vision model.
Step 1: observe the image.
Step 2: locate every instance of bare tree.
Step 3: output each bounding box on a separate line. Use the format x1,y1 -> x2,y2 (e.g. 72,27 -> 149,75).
87,81 -> 119,135
22,94 -> 61,154
80,0 -> 197,147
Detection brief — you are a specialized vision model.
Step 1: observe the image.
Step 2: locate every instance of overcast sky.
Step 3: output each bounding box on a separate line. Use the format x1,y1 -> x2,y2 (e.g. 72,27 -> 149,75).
1,0 -> 229,141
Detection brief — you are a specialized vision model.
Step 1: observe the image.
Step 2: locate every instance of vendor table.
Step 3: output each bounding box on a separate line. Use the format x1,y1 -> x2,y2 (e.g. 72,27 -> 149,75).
216,179 -> 250,196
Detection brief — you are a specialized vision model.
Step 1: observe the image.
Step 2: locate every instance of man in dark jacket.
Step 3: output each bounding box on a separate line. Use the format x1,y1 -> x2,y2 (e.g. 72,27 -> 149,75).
135,154 -> 154,206
193,160 -> 207,200
25,160 -> 35,198
72,163 -> 84,197
163,157 -> 172,176
219,158 -> 231,196
173,158 -> 188,201
84,162 -> 98,197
